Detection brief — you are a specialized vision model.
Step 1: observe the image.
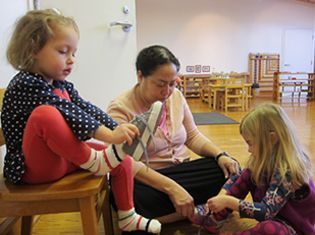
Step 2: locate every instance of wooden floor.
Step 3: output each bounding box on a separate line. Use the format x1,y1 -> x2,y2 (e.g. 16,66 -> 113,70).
12,97 -> 315,235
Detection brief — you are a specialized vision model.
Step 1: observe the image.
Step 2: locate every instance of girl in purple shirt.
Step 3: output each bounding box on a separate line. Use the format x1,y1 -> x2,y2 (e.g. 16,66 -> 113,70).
206,103 -> 315,234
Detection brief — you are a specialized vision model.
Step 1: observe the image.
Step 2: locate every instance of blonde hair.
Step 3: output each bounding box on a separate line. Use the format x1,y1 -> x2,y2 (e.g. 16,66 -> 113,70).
6,9 -> 79,71
240,103 -> 312,188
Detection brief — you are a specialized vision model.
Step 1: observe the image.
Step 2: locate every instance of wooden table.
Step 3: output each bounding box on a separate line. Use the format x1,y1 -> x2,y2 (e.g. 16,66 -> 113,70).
207,79 -> 252,111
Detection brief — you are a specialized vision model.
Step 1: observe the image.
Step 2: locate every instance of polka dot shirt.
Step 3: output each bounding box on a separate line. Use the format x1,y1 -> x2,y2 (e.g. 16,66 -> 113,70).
1,71 -> 118,184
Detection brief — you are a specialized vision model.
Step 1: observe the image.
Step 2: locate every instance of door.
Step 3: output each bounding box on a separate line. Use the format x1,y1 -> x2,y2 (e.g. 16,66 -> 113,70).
282,29 -> 314,73
39,0 -> 137,107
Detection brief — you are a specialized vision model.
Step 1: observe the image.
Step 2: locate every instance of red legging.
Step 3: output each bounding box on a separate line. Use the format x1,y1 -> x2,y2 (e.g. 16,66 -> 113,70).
21,104 -> 133,210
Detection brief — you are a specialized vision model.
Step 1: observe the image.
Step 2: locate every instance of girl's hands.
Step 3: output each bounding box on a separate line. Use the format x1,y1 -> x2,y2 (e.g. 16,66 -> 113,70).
110,123 -> 140,145
207,195 -> 239,213
207,195 -> 228,213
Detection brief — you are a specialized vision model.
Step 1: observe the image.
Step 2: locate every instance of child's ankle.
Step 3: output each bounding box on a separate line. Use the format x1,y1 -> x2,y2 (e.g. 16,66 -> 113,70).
111,144 -> 125,161
118,209 -> 161,234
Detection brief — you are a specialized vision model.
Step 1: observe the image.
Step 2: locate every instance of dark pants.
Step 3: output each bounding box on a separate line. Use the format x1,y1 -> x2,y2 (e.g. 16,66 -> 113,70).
113,157 -> 226,235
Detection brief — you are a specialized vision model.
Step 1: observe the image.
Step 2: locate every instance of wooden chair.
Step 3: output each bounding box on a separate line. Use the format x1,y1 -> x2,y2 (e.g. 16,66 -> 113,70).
221,77 -> 245,112
243,83 -> 252,111
208,78 -> 225,110
0,88 -> 114,235
200,77 -> 210,103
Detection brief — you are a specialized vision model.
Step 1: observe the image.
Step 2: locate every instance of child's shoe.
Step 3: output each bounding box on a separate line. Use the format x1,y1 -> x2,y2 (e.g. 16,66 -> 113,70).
122,101 -> 163,161
192,204 -> 229,234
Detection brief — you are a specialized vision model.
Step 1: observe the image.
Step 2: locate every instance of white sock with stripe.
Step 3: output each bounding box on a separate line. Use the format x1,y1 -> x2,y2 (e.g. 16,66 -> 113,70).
118,208 -> 161,234
80,144 -> 124,175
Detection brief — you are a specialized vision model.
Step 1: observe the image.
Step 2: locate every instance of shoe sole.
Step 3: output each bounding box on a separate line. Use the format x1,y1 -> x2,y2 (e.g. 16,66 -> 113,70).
132,101 -> 163,161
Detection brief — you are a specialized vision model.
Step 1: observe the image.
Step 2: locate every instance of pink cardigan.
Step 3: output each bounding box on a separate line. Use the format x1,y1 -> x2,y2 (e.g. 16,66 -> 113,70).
107,86 -> 211,174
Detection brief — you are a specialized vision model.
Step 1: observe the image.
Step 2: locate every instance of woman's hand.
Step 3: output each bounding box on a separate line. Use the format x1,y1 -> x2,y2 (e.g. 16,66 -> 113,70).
217,156 -> 240,178
169,184 -> 195,218
111,123 -> 140,145
135,165 -> 195,218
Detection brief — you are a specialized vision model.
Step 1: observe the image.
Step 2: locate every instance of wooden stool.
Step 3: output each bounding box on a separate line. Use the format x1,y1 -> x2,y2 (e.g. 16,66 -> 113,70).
0,170 -> 114,235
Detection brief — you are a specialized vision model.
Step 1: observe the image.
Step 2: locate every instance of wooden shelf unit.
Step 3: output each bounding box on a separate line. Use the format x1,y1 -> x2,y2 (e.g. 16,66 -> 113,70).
249,53 -> 280,98
180,74 -> 210,98
273,72 -> 315,101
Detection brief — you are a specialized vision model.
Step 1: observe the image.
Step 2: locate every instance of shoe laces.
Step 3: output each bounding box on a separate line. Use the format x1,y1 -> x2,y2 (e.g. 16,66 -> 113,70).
195,205 -> 210,235
134,114 -> 158,166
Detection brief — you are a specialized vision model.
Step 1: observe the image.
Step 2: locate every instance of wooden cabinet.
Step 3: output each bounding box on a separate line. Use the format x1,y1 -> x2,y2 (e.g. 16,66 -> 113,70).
180,74 -> 210,98
249,53 -> 280,97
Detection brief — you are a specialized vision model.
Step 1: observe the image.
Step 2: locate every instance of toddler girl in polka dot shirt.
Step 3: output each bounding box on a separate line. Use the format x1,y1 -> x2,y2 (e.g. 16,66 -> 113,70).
1,9 -> 161,234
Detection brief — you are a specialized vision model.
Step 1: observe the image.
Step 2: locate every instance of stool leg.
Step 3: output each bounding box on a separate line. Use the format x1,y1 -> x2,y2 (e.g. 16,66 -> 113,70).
21,216 -> 32,235
102,190 -> 114,235
79,197 -> 99,235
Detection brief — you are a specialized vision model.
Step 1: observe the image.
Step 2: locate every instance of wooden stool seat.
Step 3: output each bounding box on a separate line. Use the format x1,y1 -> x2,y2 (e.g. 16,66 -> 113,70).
0,170 -> 113,235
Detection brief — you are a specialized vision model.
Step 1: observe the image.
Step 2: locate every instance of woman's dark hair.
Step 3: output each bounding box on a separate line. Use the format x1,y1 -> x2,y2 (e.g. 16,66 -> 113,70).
136,45 -> 180,77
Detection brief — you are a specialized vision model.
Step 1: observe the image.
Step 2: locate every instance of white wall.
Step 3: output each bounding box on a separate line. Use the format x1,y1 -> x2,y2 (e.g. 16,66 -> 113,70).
136,0 -> 315,74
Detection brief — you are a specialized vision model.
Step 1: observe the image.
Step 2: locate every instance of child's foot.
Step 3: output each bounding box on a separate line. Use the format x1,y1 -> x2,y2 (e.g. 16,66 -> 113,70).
191,204 -> 228,234
192,204 -> 219,234
118,208 -> 161,234
122,101 -> 163,161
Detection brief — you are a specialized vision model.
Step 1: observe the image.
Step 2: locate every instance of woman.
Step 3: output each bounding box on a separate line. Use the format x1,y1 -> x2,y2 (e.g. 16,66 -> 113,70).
107,45 -> 240,232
